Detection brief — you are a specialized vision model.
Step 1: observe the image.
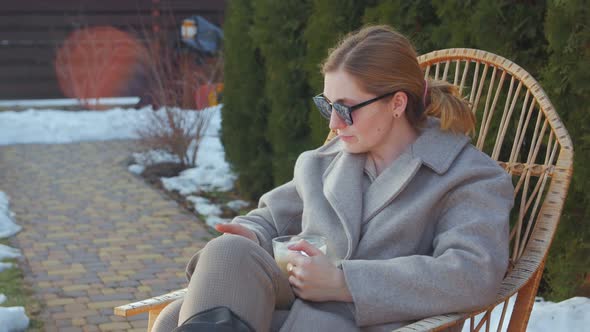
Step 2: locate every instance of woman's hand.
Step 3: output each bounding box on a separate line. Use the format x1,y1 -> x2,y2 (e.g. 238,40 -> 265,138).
214,223 -> 258,244
286,240 -> 353,302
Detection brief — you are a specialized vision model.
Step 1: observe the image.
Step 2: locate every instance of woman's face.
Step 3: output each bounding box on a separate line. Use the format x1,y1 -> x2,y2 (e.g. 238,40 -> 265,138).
323,70 -> 396,154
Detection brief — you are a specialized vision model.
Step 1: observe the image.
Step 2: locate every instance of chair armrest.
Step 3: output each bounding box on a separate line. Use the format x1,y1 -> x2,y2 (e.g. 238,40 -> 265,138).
114,288 -> 188,317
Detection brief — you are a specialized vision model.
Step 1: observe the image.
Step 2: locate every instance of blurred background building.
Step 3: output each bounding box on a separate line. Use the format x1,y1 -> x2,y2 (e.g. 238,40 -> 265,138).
0,0 -> 225,107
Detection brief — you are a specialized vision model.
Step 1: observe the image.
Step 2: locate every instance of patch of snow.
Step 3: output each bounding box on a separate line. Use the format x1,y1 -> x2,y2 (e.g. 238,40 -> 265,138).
186,196 -> 230,228
162,165 -> 235,194
0,262 -> 12,273
0,192 -> 21,238
528,297 -> 590,332
461,295 -> 590,332
0,294 -> 5,304
0,244 -> 21,260
0,306 -> 30,332
161,136 -> 236,194
128,164 -> 145,175
226,200 -> 250,212
0,107 -> 145,145
205,215 -> 230,228
187,196 -> 222,216
0,104 -> 222,146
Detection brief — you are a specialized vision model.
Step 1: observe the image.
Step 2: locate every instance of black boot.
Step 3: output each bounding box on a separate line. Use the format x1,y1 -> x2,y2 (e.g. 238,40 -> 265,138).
171,306 -> 255,332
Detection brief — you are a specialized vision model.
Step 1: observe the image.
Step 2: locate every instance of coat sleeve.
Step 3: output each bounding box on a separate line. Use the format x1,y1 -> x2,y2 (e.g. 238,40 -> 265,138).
340,167 -> 514,326
232,180 -> 304,255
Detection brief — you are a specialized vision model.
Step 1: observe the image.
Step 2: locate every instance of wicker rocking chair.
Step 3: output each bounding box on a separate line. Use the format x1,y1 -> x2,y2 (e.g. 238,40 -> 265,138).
114,48 -> 574,332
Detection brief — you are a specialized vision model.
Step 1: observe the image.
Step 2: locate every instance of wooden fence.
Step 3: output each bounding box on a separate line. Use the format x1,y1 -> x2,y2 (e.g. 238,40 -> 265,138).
0,0 -> 225,100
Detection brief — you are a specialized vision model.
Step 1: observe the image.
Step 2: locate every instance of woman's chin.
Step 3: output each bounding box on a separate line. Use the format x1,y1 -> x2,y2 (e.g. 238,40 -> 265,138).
342,142 -> 366,154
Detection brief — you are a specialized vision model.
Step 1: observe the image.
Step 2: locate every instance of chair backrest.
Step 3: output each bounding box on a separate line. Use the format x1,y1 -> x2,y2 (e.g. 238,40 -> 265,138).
328,48 -> 574,331
422,49 -> 573,331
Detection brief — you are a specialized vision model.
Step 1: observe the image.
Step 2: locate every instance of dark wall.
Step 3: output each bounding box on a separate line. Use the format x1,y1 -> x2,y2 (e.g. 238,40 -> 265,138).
0,0 -> 225,99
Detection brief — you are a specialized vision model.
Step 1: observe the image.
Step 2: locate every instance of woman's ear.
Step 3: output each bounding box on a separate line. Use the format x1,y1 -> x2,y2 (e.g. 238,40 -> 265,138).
390,91 -> 408,115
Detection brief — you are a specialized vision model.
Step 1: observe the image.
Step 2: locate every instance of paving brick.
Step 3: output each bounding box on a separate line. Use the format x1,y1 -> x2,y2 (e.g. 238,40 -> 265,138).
115,280 -> 140,288
63,284 -> 92,292
98,322 -> 132,331
47,268 -> 86,276
63,302 -> 88,312
53,310 -> 98,320
46,298 -> 76,306
88,300 -> 129,310
62,290 -> 88,297
100,275 -> 128,283
59,326 -> 84,332
89,293 -> 135,302
47,306 -> 66,314
72,317 -> 87,327
101,288 -> 117,295
55,318 -> 73,327
75,296 -> 91,304
86,314 -> 112,325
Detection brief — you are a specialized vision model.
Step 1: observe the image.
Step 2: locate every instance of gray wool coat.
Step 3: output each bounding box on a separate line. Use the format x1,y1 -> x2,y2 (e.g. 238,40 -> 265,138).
233,117 -> 514,332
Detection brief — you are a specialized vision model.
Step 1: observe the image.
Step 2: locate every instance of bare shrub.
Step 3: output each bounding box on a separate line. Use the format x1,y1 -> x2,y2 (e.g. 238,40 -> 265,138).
136,106 -> 213,167
135,14 -> 222,167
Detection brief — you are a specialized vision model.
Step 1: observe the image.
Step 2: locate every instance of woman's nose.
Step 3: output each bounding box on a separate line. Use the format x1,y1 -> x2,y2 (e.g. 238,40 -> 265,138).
329,109 -> 346,130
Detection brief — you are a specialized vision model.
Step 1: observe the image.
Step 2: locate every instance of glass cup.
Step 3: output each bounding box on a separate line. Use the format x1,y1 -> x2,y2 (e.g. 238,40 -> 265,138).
271,235 -> 327,276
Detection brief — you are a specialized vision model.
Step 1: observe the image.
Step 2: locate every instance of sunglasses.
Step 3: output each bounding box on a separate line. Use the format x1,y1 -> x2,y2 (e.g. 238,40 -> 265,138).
312,91 -> 397,125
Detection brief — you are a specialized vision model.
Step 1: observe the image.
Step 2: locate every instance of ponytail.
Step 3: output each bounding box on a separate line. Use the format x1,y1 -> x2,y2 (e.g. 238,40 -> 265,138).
424,79 -> 476,136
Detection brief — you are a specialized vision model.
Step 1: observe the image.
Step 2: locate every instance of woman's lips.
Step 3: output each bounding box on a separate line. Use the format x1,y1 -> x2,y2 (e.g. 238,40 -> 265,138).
339,135 -> 355,142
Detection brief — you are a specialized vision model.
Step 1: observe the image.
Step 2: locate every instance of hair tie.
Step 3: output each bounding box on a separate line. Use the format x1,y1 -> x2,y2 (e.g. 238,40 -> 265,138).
422,79 -> 428,108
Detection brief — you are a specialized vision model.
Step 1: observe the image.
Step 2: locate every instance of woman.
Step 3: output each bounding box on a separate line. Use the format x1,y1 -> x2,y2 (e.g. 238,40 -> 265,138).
153,25 -> 514,332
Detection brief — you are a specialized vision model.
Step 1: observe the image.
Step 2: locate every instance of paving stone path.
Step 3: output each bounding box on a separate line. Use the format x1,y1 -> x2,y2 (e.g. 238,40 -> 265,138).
0,140 -> 213,331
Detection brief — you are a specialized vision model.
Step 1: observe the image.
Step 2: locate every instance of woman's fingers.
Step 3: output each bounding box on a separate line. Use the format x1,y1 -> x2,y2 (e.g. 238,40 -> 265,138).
287,240 -> 323,257
214,223 -> 235,232
214,223 -> 257,242
288,275 -> 303,289
290,285 -> 303,299
287,263 -> 305,281
286,250 -> 312,268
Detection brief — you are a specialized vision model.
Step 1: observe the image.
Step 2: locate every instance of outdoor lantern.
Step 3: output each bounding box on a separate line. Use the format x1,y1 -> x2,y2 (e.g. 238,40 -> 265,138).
181,19 -> 197,41
180,16 -> 223,55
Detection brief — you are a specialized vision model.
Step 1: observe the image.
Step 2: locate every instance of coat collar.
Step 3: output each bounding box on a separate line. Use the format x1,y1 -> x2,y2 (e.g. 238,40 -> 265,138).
411,117 -> 471,175
320,117 -> 470,251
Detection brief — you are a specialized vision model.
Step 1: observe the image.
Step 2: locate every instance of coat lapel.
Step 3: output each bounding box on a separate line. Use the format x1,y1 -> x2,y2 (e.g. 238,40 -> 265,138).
362,150 -> 422,223
322,149 -> 365,259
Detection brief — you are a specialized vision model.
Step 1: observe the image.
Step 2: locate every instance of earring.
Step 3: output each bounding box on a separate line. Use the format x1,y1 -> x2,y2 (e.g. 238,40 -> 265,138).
394,113 -> 400,118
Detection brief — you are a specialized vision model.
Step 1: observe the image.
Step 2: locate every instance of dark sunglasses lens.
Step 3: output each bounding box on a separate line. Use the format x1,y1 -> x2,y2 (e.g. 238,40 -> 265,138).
313,97 -> 332,120
333,103 -> 352,125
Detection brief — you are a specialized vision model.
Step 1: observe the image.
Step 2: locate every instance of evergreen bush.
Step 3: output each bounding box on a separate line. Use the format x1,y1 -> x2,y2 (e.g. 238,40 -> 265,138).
250,0 -> 314,185
221,0 -> 273,199
541,0 -> 590,300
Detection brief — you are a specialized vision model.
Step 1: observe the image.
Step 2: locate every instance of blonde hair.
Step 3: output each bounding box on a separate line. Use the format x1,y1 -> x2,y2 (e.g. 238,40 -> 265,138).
322,25 -> 475,135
